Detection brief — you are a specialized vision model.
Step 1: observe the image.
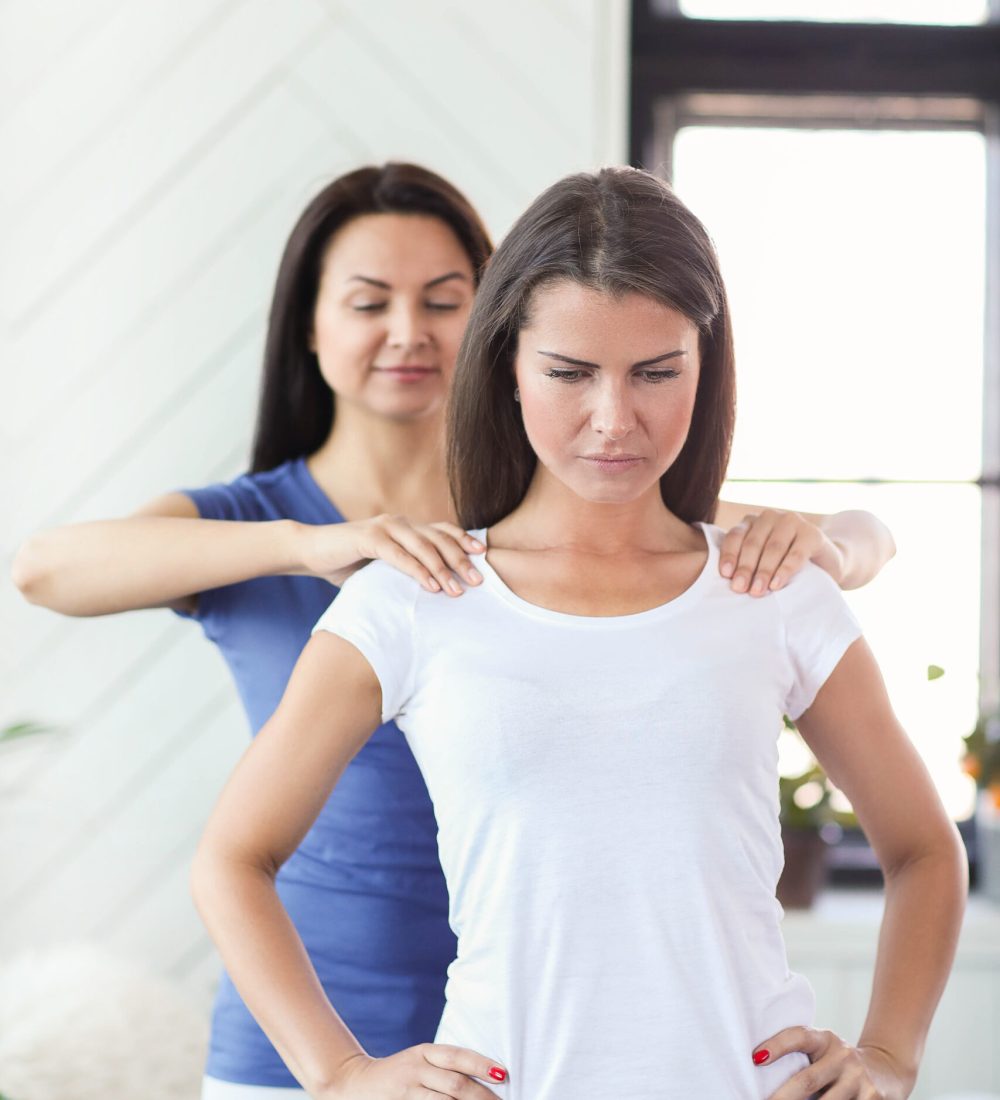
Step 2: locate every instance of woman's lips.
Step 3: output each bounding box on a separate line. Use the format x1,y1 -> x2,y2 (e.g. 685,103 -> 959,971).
580,454 -> 644,472
374,365 -> 439,383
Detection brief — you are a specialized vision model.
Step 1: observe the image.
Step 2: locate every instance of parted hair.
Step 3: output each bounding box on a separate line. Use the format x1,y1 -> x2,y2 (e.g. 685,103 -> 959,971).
446,166 -> 736,529
251,163 -> 493,473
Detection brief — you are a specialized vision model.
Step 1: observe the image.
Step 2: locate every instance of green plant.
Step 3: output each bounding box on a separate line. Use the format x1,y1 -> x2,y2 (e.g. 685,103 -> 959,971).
0,719 -> 54,746
962,712 -> 1000,807
781,663 -> 950,831
779,715 -> 856,832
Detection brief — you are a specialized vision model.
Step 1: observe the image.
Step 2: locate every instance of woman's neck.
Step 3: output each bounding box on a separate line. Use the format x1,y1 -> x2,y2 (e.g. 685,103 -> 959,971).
490,468 -> 698,556
306,403 -> 454,523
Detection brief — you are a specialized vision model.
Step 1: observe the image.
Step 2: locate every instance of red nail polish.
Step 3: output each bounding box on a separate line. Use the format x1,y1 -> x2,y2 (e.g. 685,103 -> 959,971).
488,1065 -> 507,1082
753,1049 -> 770,1066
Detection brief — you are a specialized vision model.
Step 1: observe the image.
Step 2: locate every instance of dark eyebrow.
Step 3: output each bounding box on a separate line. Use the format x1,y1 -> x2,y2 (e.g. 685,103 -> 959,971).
347,271 -> 469,291
538,349 -> 687,369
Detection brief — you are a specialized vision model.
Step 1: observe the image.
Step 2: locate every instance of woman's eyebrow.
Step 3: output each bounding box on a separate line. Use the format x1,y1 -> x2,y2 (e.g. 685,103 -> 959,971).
346,271 -> 469,290
538,349 -> 687,369
425,271 -> 469,288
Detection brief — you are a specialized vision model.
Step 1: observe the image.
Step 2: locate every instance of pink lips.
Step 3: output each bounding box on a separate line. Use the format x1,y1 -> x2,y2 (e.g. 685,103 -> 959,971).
581,453 -> 644,472
375,365 -> 439,384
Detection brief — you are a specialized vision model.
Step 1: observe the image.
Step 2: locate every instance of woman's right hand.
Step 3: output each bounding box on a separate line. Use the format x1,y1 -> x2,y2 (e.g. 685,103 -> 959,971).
327,1044 -> 507,1098
303,515 -> 485,595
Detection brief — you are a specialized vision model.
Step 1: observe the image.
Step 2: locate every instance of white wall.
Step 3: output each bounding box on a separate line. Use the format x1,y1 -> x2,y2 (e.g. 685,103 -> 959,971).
0,0 -> 630,1004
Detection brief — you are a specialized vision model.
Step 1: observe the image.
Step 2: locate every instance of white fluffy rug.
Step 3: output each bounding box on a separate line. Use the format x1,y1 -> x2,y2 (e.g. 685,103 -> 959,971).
0,944 -> 208,1100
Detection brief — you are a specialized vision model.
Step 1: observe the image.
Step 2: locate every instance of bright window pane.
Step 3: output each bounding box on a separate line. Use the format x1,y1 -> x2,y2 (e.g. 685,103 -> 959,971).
677,0 -> 988,23
720,480 -> 981,820
672,126 -> 985,481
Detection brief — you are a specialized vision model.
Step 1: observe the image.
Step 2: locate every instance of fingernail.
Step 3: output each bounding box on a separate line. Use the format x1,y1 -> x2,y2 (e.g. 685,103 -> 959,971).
466,567 -> 482,583
769,574 -> 784,590
468,539 -> 485,550
426,578 -> 441,592
753,1049 -> 770,1066
720,561 -> 734,578
751,577 -> 765,595
732,576 -> 748,593
488,1066 -> 507,1082
447,579 -> 463,595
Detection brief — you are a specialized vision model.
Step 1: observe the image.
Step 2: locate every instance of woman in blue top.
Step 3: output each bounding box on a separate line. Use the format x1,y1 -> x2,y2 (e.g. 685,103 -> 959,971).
13,162 -> 896,1097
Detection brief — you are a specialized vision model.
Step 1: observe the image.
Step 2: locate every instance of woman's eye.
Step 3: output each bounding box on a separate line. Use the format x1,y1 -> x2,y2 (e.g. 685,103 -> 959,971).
426,302 -> 462,312
352,303 -> 387,313
545,369 -> 586,382
638,369 -> 680,383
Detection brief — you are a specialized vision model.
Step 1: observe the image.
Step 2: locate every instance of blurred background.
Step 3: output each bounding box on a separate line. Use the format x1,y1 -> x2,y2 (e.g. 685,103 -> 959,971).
1,1 -> 999,1096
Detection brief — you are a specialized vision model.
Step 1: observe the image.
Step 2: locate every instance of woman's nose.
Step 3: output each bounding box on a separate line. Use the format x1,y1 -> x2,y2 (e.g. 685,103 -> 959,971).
590,385 -> 636,440
387,304 -> 430,349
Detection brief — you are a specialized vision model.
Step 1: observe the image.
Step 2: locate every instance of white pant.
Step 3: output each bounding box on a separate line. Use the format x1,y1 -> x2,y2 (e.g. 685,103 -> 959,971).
202,1077 -> 305,1098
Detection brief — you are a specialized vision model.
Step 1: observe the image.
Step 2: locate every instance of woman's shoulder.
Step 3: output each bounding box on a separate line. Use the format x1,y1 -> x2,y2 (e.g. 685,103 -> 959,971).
180,459 -> 317,523
338,558 -> 425,605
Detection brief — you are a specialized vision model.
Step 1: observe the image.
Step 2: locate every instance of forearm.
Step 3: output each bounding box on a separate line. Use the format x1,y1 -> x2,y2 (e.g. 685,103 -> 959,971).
816,509 -> 896,590
191,851 -> 365,1095
858,832 -> 968,1090
12,517 -> 315,616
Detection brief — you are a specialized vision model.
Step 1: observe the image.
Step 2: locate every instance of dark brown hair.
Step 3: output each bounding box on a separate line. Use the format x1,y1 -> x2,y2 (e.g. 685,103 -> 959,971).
250,163 -> 493,473
447,166 -> 735,528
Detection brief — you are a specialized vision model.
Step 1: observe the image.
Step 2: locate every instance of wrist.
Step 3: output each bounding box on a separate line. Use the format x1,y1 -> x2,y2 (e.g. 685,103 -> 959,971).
310,1050 -> 372,1097
857,1041 -> 918,1099
280,519 -> 319,576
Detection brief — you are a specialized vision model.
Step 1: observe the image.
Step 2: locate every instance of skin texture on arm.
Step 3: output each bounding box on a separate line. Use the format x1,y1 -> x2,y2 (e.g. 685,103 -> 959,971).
714,501 -> 896,595
191,631 -> 505,1098
10,492 -> 484,618
756,638 -> 967,1100
10,493 -> 305,617
191,631 -> 380,1091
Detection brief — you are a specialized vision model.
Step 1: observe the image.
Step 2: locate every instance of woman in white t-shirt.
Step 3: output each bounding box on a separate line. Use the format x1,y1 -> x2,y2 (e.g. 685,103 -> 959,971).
192,167 -> 967,1100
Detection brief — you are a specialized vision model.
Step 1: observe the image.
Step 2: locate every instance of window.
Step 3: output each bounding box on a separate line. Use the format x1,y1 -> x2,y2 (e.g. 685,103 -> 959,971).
631,3 -> 1000,839
673,0 -> 988,24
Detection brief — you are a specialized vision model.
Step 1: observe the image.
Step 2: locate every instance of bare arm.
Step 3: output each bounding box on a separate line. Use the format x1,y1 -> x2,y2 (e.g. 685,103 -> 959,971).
10,493 -> 485,618
10,493 -> 307,617
192,631 -> 380,1090
714,501 -> 896,594
191,632 -> 504,1097
759,638 -> 967,1098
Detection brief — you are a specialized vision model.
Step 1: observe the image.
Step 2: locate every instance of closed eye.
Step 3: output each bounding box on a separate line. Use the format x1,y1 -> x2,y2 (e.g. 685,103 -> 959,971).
638,369 -> 680,382
352,302 -> 462,313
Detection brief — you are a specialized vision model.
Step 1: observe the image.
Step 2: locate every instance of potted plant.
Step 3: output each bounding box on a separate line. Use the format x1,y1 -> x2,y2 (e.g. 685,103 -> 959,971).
777,716 -> 851,909
962,711 -> 1000,903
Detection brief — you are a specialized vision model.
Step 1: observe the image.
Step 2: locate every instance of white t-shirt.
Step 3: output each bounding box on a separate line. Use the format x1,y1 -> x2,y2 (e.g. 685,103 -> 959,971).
313,523 -> 862,1099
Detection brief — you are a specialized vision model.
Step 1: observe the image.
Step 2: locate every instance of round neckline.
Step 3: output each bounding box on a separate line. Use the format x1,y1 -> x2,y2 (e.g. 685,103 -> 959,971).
473,522 -> 716,628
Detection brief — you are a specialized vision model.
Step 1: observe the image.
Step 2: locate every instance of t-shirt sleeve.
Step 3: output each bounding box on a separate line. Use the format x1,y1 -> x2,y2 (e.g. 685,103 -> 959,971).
775,563 -> 864,721
169,476 -> 263,623
311,560 -> 419,724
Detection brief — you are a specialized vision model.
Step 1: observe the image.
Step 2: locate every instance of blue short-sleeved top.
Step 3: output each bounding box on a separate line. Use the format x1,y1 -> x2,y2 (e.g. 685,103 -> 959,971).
176,457 -> 454,1087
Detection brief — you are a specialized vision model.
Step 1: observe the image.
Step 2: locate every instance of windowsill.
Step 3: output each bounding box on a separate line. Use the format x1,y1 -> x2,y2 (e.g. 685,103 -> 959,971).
781,887 -> 1000,959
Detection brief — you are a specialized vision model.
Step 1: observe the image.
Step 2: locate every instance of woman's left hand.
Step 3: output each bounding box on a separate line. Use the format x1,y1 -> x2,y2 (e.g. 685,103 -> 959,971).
754,1027 -> 913,1100
719,510 -> 845,595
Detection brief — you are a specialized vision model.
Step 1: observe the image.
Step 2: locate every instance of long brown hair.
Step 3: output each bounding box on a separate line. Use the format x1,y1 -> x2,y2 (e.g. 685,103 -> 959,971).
447,166 -> 735,528
250,163 -> 493,473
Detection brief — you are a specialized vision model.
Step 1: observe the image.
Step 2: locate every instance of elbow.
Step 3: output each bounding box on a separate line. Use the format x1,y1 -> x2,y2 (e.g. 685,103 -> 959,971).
190,836 -> 227,919
885,819 -> 969,900
11,534 -> 54,606
189,835 -> 279,921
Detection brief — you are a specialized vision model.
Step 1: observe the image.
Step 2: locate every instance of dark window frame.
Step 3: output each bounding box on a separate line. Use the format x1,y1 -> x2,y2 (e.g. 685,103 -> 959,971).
629,0 -> 1000,884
